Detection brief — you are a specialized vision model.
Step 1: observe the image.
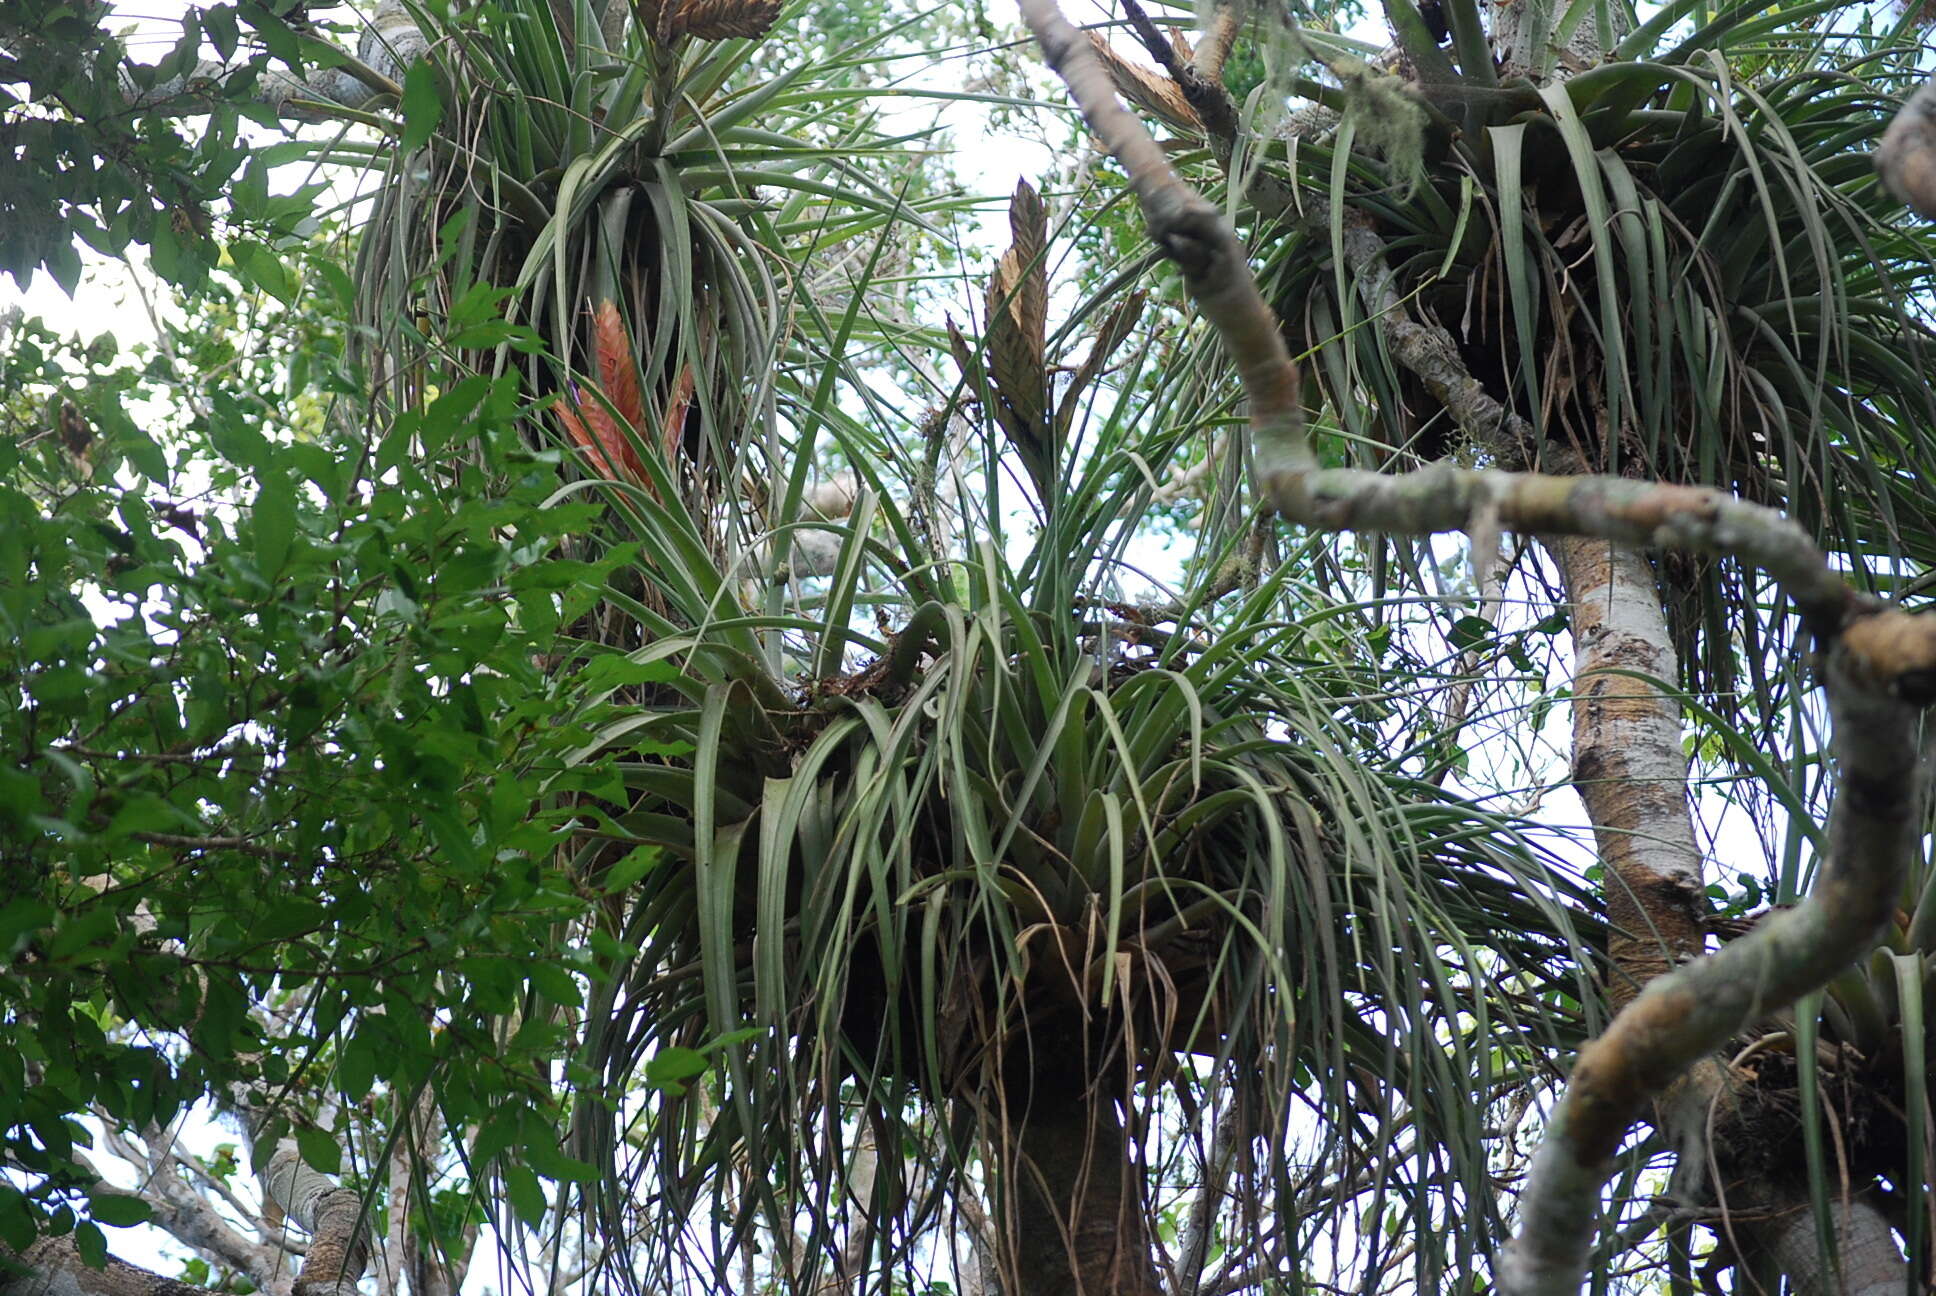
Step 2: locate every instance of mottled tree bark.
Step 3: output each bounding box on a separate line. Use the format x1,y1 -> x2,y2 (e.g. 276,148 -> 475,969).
1491,0 -> 1625,81
1,1238 -> 209,1296
1547,533 -> 1708,1002
0,1134 -> 372,1296
257,1139 -> 370,1296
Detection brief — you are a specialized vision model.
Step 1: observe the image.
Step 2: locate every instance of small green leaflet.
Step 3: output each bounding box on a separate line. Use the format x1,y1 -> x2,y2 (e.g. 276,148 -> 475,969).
643,1047 -> 709,1094
296,1125 -> 341,1174
1446,615 -> 1496,653
401,60 -> 443,154
87,1193 -> 152,1228
502,1164 -> 547,1227
528,962 -> 582,1008
252,474 -> 297,577
336,1032 -> 377,1101
643,1029 -> 763,1094
227,239 -> 296,305
75,1222 -> 107,1269
602,846 -> 660,894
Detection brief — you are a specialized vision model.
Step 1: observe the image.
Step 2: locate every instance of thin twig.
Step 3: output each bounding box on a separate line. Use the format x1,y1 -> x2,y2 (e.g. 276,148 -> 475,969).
135,832 -> 286,859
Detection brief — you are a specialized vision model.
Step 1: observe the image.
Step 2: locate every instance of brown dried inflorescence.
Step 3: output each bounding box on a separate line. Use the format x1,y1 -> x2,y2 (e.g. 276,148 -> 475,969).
642,0 -> 784,43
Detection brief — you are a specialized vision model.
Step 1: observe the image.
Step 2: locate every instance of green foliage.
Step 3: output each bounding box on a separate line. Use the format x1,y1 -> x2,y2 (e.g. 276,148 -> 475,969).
497,176 -> 1611,1290
0,285 -> 631,1249
0,0 -> 339,292
1220,0 -> 1936,723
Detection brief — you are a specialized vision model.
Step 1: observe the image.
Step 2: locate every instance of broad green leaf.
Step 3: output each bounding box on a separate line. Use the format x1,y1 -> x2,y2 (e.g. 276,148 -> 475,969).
401,60 -> 443,154
74,1222 -> 106,1269
252,474 -> 297,577
295,1126 -> 341,1175
643,1046 -> 709,1094
86,1194 -> 151,1228
501,1164 -> 546,1227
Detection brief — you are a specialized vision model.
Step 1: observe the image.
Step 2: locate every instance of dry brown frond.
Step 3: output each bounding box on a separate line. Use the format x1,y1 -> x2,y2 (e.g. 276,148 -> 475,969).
1055,288 -> 1146,438
659,0 -> 783,41
985,180 -> 1050,461
1165,24 -> 1195,67
1081,31 -> 1201,134
945,316 -> 983,390
662,362 -> 695,469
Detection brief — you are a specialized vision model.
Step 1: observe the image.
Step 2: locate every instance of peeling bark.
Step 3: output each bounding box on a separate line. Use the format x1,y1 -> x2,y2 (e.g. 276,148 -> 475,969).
0,1238 -> 207,1296
947,1164 -> 1004,1296
1536,525 -> 1736,1289
1549,533 -> 1706,1004
1170,1098 -> 1242,1296
1497,622 -> 1930,1293
1491,0 -> 1624,83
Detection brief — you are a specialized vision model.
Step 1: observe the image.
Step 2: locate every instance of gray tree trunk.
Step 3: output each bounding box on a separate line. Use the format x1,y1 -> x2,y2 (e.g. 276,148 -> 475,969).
1745,1191 -> 1909,1296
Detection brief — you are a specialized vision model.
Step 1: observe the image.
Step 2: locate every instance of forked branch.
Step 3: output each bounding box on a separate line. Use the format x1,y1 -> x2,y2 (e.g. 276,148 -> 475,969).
1026,0 -> 1308,471
1018,2 -> 1936,1293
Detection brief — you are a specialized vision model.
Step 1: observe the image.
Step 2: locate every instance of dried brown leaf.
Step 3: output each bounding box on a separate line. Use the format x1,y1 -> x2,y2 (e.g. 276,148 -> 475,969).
663,362 -> 696,467
1082,31 -> 1201,134
946,316 -> 984,388
1166,25 -> 1195,67
660,0 -> 783,41
985,180 -> 1049,456
1055,289 -> 1147,438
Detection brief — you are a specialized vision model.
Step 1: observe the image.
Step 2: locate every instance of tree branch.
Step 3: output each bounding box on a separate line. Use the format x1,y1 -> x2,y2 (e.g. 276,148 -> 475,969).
1098,0 -> 1538,467
1119,0 -> 1242,145
257,1138 -> 371,1296
1192,1 -> 1247,84
1018,5 -> 1936,1294
1,1235 -> 209,1296
94,1125 -> 294,1294
1498,618 -> 1932,1292
1022,0 -> 1308,472
19,0 -> 428,120
1878,77 -> 1936,219
1170,1095 -> 1242,1296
